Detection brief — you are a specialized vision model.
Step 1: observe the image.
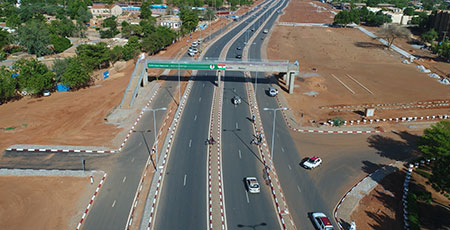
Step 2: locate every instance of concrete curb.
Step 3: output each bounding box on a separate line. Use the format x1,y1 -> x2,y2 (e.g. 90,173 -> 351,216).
76,172 -> 107,230
141,79 -> 194,230
6,84 -> 161,154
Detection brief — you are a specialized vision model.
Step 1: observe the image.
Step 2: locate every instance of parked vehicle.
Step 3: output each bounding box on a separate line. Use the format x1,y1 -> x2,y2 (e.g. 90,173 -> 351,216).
43,90 -> 51,97
263,29 -> 269,34
235,54 -> 242,59
245,177 -> 260,193
188,51 -> 196,57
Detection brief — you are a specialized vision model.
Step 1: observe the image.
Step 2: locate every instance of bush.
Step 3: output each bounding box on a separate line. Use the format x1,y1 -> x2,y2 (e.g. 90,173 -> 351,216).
408,193 -> 421,230
332,117 -> 345,127
50,34 -> 72,53
415,191 -> 432,204
415,168 -> 432,179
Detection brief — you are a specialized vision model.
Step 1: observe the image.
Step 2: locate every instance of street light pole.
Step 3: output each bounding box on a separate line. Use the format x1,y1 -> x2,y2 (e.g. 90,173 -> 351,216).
178,63 -> 181,105
263,107 -> 288,169
144,107 -> 167,171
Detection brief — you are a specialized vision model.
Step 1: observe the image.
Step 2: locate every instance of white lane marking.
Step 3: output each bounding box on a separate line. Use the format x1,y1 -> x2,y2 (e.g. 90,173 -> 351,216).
138,142 -> 142,146
194,115 -> 197,121
239,150 -> 242,159
346,74 -> 374,94
245,190 -> 250,203
203,83 -> 205,87
297,185 -> 301,192
288,165 -> 292,170
112,200 -> 116,207
236,122 -> 239,129
277,133 -> 279,138
123,177 -> 126,183
199,97 -> 202,102
189,139 -> 192,147
184,174 -> 187,186
281,147 -> 285,152
131,157 -> 135,163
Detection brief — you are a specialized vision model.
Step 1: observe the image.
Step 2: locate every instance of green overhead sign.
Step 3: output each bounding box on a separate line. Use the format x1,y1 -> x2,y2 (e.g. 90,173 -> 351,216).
147,62 -> 226,70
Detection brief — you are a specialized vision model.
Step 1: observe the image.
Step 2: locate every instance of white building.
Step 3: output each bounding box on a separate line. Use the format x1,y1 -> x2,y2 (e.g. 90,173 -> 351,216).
90,4 -> 123,17
159,16 -> 181,30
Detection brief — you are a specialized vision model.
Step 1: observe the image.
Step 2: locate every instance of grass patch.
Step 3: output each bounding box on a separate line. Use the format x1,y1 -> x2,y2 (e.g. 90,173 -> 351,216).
4,127 -> 16,130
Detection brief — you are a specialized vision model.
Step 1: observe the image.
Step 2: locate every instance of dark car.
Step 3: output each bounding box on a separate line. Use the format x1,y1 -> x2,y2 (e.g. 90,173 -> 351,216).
235,54 -> 242,59
237,46 -> 242,50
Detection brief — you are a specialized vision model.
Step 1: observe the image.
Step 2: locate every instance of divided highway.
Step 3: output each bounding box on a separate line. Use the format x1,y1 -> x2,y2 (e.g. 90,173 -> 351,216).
153,0 -> 286,229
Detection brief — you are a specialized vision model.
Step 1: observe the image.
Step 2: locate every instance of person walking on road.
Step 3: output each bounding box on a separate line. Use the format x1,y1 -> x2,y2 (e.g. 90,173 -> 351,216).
251,114 -> 256,123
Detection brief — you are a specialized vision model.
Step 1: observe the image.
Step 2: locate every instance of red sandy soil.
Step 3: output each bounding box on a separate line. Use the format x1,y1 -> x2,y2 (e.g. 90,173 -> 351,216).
0,176 -> 91,230
278,0 -> 335,23
268,0 -> 450,127
352,168 -> 450,230
351,171 -> 405,230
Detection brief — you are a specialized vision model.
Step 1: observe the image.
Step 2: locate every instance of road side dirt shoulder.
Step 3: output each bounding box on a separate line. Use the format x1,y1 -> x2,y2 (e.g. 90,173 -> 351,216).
350,170 -> 405,230
0,175 -> 97,230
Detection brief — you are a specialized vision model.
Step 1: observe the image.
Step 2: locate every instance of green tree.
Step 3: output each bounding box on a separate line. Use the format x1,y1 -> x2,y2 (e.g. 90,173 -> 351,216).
0,66 -> 16,101
13,58 -> 54,95
110,45 -> 124,63
421,29 -> 438,45
403,7 -> 415,16
140,0 -> 153,20
76,42 -> 111,70
49,17 -> 76,37
52,58 -> 70,82
17,20 -> 51,57
100,16 -> 119,38
61,57 -> 91,89
333,10 -> 352,26
122,35 -> 141,60
0,29 -> 9,49
179,8 -> 199,34
418,121 -> 450,192
50,34 -> 72,53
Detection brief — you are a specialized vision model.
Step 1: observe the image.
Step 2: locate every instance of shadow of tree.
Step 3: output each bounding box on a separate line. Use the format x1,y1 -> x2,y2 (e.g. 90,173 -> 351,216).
354,42 -> 386,49
367,131 -> 421,161
364,171 -> 405,230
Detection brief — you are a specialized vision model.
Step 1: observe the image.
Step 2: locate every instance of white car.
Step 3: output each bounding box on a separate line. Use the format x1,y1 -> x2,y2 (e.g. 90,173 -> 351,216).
188,47 -> 198,53
188,51 -> 196,57
311,212 -> 334,230
269,87 -> 278,97
232,96 -> 241,105
43,90 -> 51,96
303,156 -> 322,169
245,177 -> 260,193
192,41 -> 198,47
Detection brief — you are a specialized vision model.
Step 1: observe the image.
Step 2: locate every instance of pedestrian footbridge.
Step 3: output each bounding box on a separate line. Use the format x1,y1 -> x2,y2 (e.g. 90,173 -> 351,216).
120,58 -> 299,108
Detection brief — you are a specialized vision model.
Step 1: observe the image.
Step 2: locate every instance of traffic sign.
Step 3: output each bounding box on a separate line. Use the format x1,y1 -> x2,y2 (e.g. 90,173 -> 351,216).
147,62 -> 226,70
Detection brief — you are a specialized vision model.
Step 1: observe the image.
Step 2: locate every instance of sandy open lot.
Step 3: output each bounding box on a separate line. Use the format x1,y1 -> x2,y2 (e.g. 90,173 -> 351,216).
0,176 -> 93,230
268,11 -> 450,125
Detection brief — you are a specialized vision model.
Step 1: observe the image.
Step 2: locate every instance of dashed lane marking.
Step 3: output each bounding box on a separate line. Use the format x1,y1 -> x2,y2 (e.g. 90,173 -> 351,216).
194,115 -> 197,121
112,200 -> 116,208
281,147 -> 285,152
199,97 -> 202,102
184,174 -> 187,186
288,165 -> 291,170
297,185 -> 301,193
239,149 -> 242,159
189,139 -> 192,147
245,190 -> 250,203
123,177 -> 127,183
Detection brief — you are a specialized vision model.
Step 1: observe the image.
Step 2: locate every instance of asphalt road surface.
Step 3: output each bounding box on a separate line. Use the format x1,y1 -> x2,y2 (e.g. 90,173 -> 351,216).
153,0 -> 285,229
81,82 -> 176,230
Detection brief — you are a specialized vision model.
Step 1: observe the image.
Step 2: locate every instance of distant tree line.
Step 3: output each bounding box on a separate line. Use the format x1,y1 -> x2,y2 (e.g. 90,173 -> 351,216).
333,7 -> 392,27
